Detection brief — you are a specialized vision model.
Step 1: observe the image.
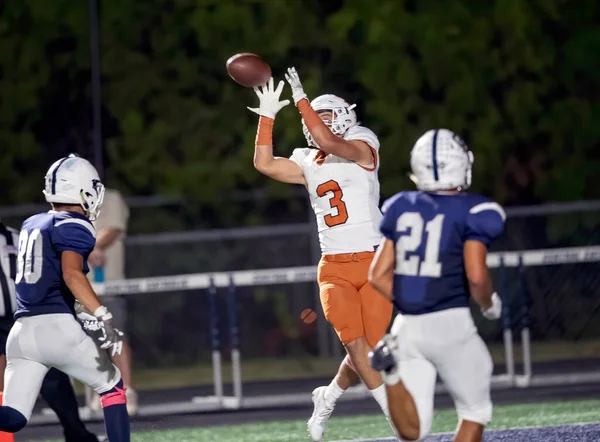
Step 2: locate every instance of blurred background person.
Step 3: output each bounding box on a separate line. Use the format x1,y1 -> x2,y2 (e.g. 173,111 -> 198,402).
86,188 -> 137,415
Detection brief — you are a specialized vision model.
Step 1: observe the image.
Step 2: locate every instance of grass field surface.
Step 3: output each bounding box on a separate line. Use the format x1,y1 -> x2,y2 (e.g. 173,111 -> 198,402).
38,398 -> 600,442
72,339 -> 600,393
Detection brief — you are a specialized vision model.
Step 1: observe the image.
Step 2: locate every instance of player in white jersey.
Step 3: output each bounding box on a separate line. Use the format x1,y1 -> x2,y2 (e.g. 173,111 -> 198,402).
289,121 -> 383,254
247,69 -> 394,441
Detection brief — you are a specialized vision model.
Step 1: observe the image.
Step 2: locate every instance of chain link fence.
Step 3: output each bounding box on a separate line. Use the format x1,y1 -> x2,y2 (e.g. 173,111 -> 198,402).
2,199 -> 600,389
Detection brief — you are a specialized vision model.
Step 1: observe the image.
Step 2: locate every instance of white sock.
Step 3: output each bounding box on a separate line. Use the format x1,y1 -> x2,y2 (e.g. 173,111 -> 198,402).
370,384 -> 389,415
324,379 -> 346,405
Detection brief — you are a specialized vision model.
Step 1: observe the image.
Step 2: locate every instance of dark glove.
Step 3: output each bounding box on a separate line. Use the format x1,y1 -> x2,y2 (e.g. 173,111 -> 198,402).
369,334 -> 401,386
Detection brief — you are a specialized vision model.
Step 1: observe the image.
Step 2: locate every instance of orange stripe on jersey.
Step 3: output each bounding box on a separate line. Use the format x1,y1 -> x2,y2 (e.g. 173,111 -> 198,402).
298,98 -> 325,131
256,116 -> 274,146
357,146 -> 378,171
315,150 -> 327,165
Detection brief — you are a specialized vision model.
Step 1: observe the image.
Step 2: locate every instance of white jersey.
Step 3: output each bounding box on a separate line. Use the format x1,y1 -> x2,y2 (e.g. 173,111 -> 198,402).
290,125 -> 383,255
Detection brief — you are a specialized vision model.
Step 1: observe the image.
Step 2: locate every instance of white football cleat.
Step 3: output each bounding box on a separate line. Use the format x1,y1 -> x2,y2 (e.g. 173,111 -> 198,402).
307,386 -> 335,441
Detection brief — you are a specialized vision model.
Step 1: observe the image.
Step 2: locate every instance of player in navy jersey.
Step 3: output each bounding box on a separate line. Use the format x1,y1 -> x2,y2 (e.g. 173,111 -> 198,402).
368,129 -> 504,442
0,155 -> 130,442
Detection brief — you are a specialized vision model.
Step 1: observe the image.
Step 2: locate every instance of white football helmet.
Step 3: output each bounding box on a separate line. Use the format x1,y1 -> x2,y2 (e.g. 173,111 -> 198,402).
302,94 -> 357,147
410,128 -> 474,192
43,155 -> 105,221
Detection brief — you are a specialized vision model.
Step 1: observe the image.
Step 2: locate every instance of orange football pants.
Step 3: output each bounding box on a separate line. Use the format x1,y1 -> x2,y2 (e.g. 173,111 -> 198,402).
318,251 -> 393,347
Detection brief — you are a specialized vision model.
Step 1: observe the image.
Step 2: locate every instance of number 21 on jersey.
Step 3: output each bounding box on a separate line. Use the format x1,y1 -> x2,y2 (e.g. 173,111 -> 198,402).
395,212 -> 444,277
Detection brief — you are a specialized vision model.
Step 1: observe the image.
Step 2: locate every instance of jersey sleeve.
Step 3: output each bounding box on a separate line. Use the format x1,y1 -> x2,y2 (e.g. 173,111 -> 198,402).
51,218 -> 97,257
344,126 -> 380,171
288,148 -> 310,167
379,197 -> 398,240
465,201 -> 506,247
344,126 -> 380,151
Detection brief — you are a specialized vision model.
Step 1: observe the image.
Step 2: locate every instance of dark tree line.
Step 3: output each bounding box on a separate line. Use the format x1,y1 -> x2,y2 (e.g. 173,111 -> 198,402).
1,0 -> 598,228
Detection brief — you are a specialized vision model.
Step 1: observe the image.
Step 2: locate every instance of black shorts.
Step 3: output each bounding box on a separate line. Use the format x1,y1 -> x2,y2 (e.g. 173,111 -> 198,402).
0,317 -> 14,356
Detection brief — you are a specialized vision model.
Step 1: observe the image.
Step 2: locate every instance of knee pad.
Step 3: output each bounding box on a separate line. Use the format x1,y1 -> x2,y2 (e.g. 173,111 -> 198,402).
0,406 -> 27,432
100,380 -> 127,408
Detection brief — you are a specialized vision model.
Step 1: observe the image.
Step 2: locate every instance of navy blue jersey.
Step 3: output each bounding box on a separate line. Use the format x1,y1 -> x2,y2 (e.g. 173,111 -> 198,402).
14,211 -> 96,318
380,191 -> 505,315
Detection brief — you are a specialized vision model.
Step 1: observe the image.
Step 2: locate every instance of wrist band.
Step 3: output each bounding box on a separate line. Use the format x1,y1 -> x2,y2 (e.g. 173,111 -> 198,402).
256,116 -> 274,146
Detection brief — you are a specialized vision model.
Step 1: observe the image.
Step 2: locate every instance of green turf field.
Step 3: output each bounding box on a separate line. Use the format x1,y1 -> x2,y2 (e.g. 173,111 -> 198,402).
71,339 -> 600,393
38,398 -> 600,442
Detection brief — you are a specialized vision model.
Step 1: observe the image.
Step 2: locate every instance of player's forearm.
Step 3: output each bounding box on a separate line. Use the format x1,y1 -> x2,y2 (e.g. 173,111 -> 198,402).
369,265 -> 394,301
369,239 -> 396,301
63,270 -> 103,313
370,276 -> 393,301
95,228 -> 121,250
253,116 -> 276,173
296,98 -> 368,162
306,122 -> 338,153
252,117 -> 305,184
464,240 -> 495,310
468,272 -> 494,310
297,98 -> 337,151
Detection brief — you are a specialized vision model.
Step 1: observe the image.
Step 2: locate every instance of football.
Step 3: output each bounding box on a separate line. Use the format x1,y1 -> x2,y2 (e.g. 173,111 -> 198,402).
226,53 -> 272,88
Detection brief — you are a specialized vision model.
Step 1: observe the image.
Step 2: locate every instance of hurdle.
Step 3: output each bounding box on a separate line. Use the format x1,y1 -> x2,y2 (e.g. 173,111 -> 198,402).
30,245 -> 600,424
192,276 -> 242,409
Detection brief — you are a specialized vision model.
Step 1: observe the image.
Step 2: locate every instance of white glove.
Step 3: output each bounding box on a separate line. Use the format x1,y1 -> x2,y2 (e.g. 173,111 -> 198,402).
75,302 -> 124,357
247,77 -> 290,119
369,334 -> 402,386
481,292 -> 502,320
284,67 -> 308,105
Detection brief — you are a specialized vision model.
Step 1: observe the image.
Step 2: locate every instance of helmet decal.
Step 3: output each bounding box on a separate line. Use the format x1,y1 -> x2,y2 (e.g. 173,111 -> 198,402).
432,129 -> 440,181
51,157 -> 70,195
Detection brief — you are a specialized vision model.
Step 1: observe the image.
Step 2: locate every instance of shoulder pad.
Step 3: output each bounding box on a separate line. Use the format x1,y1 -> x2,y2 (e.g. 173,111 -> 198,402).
289,148 -> 313,166
381,192 -> 408,214
344,126 -> 380,150
380,192 -> 409,239
465,197 -> 505,246
52,214 -> 96,256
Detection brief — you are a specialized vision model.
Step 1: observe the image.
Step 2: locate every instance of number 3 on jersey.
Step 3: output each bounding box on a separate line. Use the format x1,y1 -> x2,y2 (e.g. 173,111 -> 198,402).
395,213 -> 444,277
317,180 -> 348,227
16,229 -> 43,284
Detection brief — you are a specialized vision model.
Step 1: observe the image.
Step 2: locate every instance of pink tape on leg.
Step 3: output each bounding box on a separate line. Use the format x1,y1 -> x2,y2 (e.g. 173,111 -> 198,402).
344,354 -> 356,372
101,385 -> 127,408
